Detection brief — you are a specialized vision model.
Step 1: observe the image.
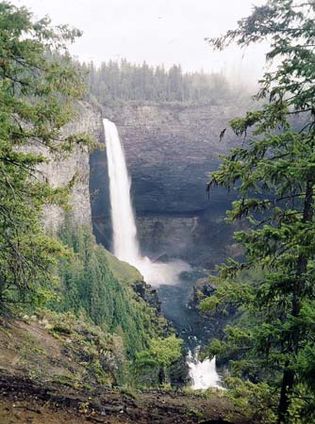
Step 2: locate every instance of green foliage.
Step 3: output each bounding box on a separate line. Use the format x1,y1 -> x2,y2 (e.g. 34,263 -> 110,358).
0,1 -> 89,306
147,335 -> 183,367
205,1 -> 315,422
50,222 -> 181,387
225,377 -> 277,424
54,222 -> 164,358
287,384 -> 315,424
135,335 -> 183,385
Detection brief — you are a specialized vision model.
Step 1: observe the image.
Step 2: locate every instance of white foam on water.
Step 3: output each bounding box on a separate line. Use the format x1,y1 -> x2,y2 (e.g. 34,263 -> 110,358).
187,348 -> 222,390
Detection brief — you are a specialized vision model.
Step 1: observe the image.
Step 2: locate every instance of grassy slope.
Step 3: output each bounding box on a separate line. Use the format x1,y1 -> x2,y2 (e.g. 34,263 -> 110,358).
103,248 -> 142,285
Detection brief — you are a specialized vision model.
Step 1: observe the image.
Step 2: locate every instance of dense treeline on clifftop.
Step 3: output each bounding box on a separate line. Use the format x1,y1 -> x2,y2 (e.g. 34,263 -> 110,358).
83,59 -> 236,104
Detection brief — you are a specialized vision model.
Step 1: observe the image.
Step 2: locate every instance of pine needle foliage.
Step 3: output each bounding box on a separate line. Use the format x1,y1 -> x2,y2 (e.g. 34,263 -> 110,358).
204,1 -> 315,422
56,223 -> 164,357
0,1 -> 90,306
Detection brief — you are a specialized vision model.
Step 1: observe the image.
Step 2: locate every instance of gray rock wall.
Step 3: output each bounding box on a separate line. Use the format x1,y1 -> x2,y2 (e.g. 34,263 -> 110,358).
91,101 -> 245,266
39,101 -> 102,231
103,102 -> 240,213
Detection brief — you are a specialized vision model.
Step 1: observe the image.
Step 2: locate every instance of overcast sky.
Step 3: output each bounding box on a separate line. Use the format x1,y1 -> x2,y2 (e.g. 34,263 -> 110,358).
13,0 -> 267,85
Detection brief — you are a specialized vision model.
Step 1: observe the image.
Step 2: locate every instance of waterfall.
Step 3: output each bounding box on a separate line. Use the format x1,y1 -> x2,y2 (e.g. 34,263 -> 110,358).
104,118 -> 221,391
104,118 -> 140,264
103,118 -> 190,285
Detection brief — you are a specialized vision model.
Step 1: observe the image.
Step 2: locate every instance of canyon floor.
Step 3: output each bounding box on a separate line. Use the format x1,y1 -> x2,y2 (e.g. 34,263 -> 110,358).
0,317 -> 250,424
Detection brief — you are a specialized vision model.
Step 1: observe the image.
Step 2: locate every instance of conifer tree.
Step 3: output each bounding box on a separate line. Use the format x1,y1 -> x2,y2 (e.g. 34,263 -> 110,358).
204,1 -> 315,422
0,2 -> 89,305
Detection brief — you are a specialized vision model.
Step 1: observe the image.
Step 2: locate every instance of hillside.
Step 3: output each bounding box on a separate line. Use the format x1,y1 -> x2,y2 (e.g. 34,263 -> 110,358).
0,316 -> 249,424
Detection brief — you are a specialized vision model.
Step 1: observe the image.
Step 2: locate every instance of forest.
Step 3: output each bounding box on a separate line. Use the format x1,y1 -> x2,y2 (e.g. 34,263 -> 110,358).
0,0 -> 314,424
84,60 -> 236,104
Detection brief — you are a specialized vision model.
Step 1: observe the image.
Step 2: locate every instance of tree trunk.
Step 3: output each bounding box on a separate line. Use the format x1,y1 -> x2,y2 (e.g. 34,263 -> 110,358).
158,366 -> 165,385
277,179 -> 313,423
278,365 -> 295,423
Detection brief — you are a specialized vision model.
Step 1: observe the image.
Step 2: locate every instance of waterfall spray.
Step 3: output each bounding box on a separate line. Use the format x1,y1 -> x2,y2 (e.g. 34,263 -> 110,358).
187,350 -> 221,390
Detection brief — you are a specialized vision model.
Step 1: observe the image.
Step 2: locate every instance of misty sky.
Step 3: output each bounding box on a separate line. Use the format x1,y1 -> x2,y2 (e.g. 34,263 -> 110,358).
14,0 -> 267,84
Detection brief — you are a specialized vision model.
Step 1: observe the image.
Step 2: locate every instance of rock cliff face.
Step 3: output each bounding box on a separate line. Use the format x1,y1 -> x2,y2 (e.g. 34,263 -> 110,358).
103,102 -> 240,213
91,101 -> 245,266
37,99 -> 243,264
39,101 -> 103,231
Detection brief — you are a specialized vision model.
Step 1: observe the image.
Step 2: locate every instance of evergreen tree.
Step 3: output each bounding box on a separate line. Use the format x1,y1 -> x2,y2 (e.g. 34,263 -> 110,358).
204,1 -> 315,422
135,335 -> 183,384
0,2 -> 90,306
57,223 -> 163,357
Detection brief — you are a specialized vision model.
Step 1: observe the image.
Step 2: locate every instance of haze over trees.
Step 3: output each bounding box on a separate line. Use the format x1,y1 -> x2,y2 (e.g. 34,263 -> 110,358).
83,60 -> 237,104
204,0 -> 315,422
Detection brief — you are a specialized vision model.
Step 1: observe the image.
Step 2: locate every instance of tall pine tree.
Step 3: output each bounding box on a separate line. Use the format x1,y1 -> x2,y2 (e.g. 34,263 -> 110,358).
0,2 -> 90,306
204,1 -> 315,422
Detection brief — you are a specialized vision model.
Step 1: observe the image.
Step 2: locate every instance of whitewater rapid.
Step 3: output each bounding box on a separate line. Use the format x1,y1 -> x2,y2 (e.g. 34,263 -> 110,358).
188,350 -> 221,390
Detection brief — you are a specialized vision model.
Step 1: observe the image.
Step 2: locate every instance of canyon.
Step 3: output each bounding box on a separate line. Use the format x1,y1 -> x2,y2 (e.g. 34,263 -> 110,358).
43,98 -> 245,268
90,101 -> 246,268
40,98 -> 247,346
37,97 -> 248,360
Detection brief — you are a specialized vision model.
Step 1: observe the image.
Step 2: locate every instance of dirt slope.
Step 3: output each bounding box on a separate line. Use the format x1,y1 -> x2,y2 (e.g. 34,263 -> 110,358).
0,317 -> 250,424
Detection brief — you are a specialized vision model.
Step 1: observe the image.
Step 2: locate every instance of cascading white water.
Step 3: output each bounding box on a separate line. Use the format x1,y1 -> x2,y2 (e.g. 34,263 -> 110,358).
104,118 -> 140,264
104,118 -> 190,285
187,349 -> 221,390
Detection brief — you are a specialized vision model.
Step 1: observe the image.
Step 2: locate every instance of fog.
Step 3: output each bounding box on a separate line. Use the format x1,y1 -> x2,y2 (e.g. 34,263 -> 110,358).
13,0 -> 268,87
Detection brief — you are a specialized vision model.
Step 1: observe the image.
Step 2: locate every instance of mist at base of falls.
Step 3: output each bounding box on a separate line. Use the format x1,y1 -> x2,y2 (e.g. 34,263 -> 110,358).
130,257 -> 191,286
104,117 -> 221,390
